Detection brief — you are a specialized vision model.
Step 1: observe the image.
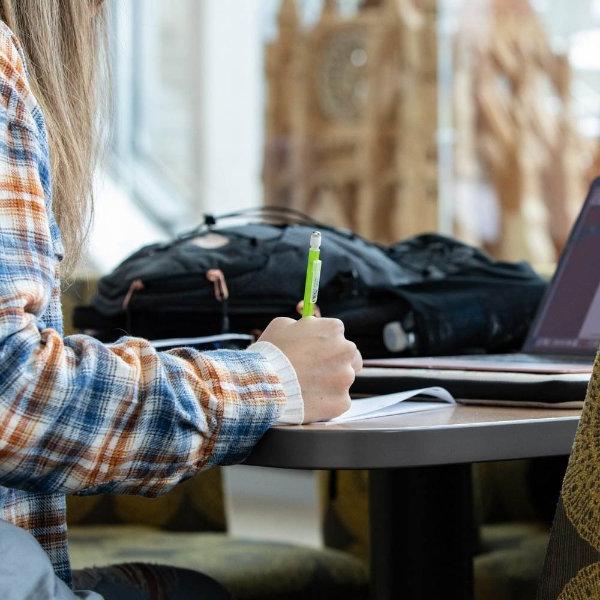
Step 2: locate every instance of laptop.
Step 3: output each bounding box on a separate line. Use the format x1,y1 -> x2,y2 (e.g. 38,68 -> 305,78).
366,178 -> 600,375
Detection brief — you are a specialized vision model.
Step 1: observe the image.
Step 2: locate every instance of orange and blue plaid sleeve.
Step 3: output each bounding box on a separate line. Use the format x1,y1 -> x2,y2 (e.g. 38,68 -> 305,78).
0,36 -> 286,498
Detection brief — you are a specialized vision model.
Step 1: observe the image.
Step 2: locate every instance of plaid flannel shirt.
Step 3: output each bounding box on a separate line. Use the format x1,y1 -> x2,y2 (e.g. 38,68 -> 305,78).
0,22 -> 286,585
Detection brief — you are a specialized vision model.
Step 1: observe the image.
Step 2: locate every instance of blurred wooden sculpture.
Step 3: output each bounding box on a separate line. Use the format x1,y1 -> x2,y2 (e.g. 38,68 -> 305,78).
454,0 -> 594,263
264,0 -> 438,243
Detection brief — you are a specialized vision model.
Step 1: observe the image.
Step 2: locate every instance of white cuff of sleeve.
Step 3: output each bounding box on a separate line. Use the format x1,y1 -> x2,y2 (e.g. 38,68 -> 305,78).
247,341 -> 304,425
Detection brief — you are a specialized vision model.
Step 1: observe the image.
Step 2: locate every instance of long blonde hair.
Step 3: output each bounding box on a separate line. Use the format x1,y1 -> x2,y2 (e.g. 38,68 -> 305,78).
0,0 -> 106,273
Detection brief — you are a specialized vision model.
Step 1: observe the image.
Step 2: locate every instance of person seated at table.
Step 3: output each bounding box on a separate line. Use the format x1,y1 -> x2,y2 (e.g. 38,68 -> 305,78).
0,1 -> 362,597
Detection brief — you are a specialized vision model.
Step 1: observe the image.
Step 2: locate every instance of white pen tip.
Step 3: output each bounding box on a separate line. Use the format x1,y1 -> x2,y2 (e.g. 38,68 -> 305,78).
310,231 -> 321,250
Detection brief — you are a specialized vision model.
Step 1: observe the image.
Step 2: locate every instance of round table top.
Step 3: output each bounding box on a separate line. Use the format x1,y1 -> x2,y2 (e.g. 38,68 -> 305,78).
244,404 -> 581,469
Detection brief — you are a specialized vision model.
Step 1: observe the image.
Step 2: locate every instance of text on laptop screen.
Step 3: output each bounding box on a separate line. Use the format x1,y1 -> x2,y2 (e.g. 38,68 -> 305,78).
527,181 -> 600,355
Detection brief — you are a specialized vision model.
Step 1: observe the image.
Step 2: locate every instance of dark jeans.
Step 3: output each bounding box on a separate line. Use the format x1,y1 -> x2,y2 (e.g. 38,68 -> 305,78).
72,564 -> 231,600
0,519 -> 230,600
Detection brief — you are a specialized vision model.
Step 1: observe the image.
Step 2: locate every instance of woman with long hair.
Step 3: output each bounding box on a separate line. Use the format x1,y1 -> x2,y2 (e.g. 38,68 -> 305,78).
0,1 -> 361,597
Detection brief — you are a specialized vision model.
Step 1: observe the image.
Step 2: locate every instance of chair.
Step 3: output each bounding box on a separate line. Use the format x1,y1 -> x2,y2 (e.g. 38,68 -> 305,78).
67,473 -> 368,600
536,352 -> 600,599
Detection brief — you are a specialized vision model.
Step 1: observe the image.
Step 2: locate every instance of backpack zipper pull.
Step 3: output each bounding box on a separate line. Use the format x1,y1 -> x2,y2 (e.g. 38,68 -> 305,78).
122,279 -> 145,334
206,269 -> 230,333
122,279 -> 145,310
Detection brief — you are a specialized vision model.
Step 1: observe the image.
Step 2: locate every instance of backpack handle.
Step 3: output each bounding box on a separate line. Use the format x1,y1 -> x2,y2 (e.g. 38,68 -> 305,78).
174,205 -> 360,244
205,206 -> 330,229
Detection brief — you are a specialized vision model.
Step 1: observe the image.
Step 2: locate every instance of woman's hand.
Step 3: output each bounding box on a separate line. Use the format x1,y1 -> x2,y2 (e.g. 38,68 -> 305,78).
257,317 -> 363,423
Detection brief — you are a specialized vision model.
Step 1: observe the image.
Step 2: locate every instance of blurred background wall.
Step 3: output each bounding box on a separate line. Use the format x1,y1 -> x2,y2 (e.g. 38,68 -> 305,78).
89,0 -> 600,276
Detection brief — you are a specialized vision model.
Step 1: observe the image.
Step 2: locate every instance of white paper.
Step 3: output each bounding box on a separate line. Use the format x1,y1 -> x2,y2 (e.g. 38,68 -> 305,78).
329,387 -> 455,423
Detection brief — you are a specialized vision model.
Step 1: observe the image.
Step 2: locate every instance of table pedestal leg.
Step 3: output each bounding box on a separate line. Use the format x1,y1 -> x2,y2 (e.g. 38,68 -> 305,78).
369,464 -> 474,600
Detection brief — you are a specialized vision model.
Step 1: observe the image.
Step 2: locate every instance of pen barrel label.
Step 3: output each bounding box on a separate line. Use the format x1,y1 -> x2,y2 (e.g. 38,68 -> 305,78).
311,260 -> 321,304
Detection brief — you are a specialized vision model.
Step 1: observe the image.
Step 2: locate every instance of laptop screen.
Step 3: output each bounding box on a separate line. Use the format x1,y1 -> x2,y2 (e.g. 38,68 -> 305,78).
525,179 -> 600,355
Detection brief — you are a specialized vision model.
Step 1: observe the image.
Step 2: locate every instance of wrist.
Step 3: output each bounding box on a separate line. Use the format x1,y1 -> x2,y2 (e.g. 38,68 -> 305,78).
247,341 -> 304,425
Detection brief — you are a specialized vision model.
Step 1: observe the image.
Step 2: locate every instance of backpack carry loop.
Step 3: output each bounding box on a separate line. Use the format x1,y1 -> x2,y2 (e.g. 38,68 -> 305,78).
172,206 -> 368,247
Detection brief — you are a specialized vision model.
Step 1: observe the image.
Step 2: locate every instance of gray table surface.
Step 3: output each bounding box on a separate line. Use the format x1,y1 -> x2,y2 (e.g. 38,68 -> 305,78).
244,403 -> 581,469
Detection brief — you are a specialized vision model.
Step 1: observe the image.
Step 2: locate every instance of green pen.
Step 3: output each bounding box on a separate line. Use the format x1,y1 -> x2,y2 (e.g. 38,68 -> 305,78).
302,231 -> 322,318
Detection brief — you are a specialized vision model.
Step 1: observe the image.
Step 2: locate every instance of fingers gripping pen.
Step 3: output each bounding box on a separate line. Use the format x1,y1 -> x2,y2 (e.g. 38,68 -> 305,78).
302,232 -> 322,318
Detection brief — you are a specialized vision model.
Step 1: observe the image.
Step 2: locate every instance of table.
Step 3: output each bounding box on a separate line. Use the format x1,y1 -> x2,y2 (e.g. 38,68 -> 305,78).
244,374 -> 581,600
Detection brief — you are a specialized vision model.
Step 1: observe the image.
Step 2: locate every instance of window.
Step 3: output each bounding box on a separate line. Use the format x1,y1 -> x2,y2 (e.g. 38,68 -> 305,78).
92,0 -> 275,271
107,0 -> 200,231
106,0 -> 282,233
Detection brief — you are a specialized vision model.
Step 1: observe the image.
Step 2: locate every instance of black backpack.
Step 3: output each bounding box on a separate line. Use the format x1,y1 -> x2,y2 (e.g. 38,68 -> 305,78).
74,207 -> 547,358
